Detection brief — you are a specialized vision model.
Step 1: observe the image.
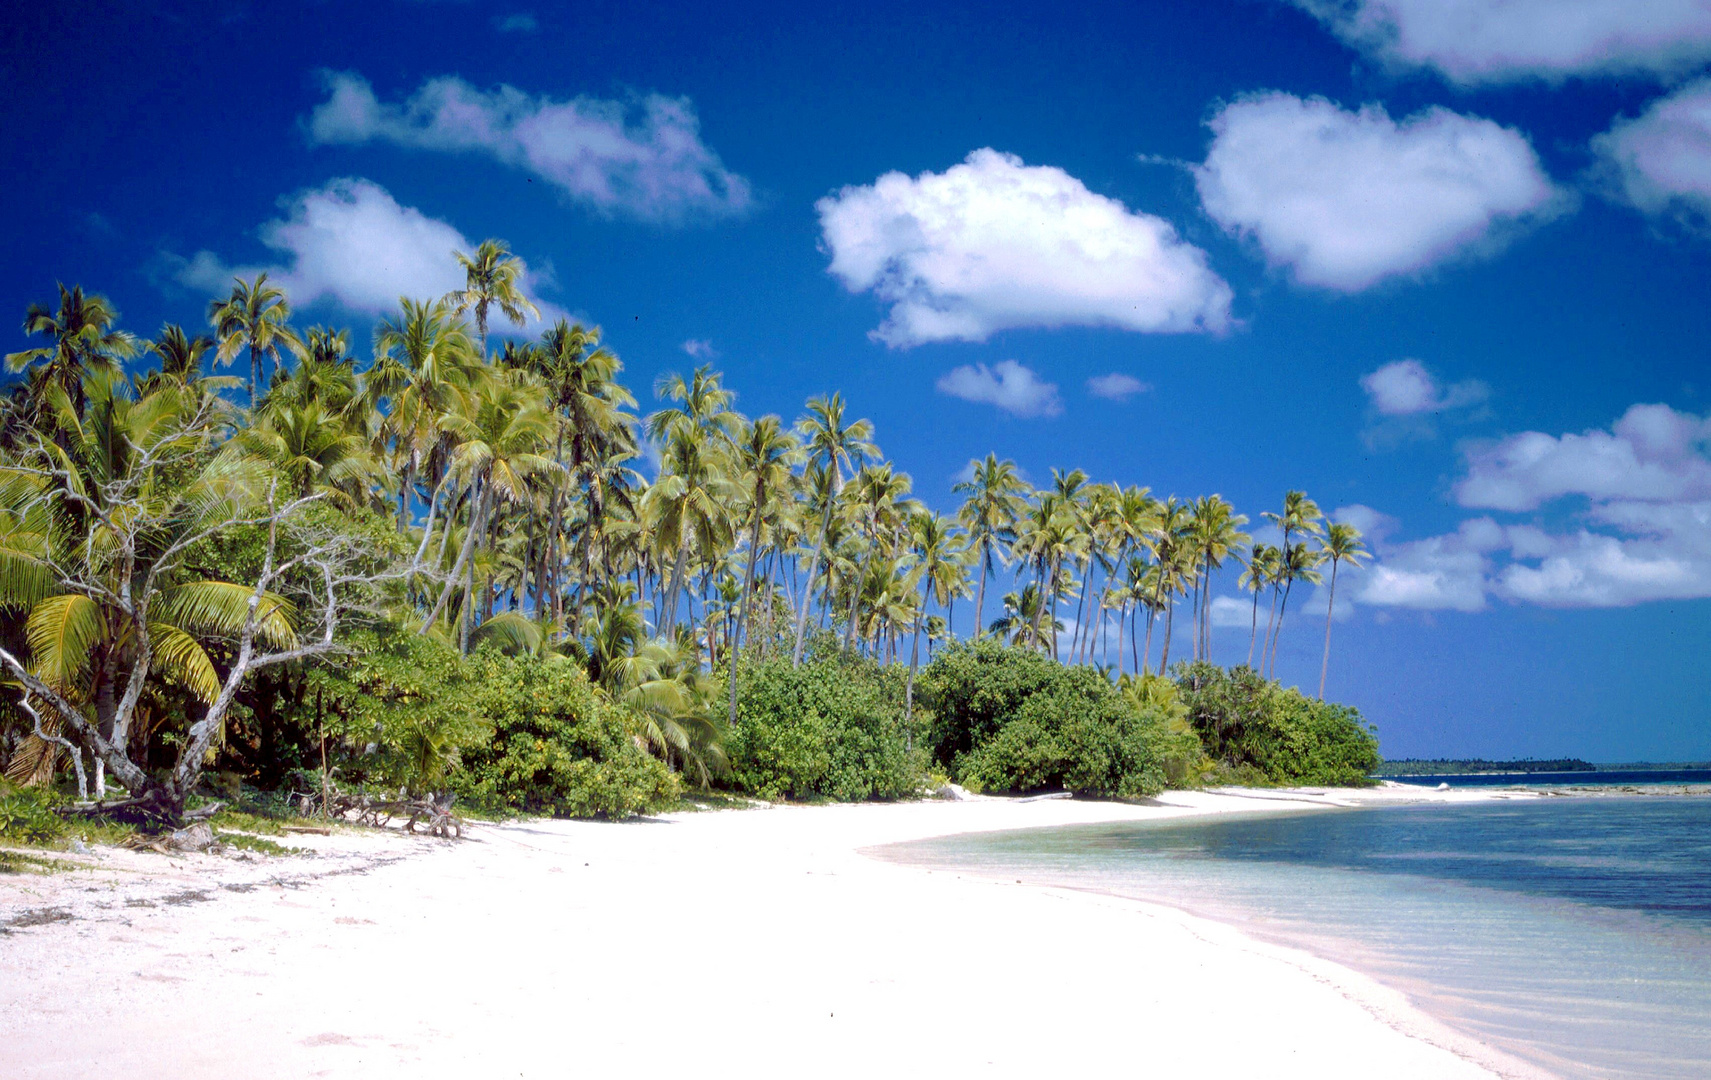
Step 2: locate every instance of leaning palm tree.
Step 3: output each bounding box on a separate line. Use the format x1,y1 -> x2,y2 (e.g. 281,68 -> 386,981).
790,393 -> 876,664
208,273 -> 302,402
727,415 -> 802,724
6,284 -> 139,415
953,453 -> 1028,640
445,239 -> 539,357
1268,540 -> 1326,680
1317,522 -> 1368,699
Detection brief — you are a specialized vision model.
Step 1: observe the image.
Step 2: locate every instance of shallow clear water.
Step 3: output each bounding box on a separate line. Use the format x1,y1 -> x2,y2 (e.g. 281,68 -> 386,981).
884,796 -> 1711,1080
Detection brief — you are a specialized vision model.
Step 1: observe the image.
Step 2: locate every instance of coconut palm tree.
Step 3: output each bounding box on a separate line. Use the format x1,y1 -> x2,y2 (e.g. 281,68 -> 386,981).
904,510 -> 967,718
1262,491 -> 1324,677
1240,543 -> 1280,670
6,285 -> 139,415
136,324 -> 222,398
366,297 -> 481,532
791,393 -> 875,664
841,463 -> 913,651
420,380 -> 556,650
209,274 -> 302,403
1188,495 -> 1250,664
641,423 -> 737,638
727,415 -> 802,724
1317,522 -> 1368,699
445,240 -> 539,356
1268,540 -> 1326,679
526,319 -> 635,624
953,453 -> 1029,641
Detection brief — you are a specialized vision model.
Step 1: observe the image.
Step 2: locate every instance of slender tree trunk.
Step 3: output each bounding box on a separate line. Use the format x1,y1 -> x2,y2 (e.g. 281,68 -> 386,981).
1248,588 -> 1260,669
1319,560 -> 1340,700
1270,580 -> 1295,680
1040,557 -> 1053,660
729,509 -> 764,727
906,579 -> 929,720
792,492 -> 836,665
1160,599 -> 1176,671
663,536 -> 690,636
973,543 -> 990,640
1143,608 -> 1157,676
1263,585 -> 1280,678
843,519 -> 876,652
422,477 -> 487,634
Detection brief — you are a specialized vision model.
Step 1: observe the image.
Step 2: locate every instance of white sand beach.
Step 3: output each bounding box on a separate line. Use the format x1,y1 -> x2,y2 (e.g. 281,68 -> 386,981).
1,787 -> 1555,1080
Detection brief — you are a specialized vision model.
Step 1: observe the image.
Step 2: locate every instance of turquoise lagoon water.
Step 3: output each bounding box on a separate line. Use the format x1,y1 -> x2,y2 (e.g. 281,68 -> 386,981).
883,796 -> 1711,1079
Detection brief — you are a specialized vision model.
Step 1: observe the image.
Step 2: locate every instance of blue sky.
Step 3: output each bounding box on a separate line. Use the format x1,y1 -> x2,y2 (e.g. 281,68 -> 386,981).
4,0 -> 1710,760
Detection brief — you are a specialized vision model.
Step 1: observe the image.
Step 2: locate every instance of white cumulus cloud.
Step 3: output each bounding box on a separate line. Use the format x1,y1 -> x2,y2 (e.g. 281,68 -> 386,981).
935,360 -> 1062,418
1455,403 -> 1711,511
1290,0 -> 1711,84
1361,358 -> 1490,415
1194,93 -> 1562,292
1086,373 -> 1151,401
171,177 -> 563,325
306,72 -> 750,222
1592,78 -> 1711,224
817,148 -> 1232,348
1352,405 -> 1711,610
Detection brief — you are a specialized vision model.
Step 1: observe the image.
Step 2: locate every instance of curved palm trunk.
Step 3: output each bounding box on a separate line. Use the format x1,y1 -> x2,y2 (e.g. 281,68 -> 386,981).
1269,580 -> 1295,680
1160,598 -> 1176,671
843,519 -> 876,652
1263,585 -> 1280,678
662,535 -> 690,636
906,578 -> 930,720
1142,609 -> 1155,675
1247,588 -> 1260,669
1319,559 -> 1340,700
792,494 -> 836,665
1047,556 -> 1064,659
973,542 -> 990,641
422,477 -> 488,634
729,513 -> 764,726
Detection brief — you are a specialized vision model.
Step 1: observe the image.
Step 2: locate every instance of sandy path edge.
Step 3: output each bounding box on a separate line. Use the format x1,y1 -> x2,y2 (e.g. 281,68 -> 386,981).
1,786 -> 1558,1080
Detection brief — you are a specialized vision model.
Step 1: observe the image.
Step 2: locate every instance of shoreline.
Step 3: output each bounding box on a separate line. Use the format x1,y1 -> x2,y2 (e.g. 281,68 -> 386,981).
2,787 -> 1553,1079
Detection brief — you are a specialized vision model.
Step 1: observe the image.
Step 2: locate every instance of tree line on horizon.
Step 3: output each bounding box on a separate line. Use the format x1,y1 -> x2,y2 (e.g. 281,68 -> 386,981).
0,239 -> 1370,818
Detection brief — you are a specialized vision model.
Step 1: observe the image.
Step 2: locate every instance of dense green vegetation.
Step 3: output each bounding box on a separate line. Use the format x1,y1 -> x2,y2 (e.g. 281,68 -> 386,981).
0,255 -> 1380,828
1374,758 -> 1595,776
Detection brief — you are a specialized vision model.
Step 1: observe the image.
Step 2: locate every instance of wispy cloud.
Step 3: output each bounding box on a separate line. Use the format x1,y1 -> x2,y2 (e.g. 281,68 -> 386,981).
494,12 -> 538,33
681,338 -> 719,359
305,71 -> 751,222
1288,0 -> 1711,85
936,360 -> 1062,418
1086,372 -> 1151,401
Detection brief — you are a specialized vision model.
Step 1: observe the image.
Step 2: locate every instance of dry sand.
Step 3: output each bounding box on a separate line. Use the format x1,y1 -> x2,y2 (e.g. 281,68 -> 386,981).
0,786 -> 1557,1079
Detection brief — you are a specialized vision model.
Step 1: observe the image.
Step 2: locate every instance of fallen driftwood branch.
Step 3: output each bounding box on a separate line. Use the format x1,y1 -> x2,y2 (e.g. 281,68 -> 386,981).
280,825 -> 331,835
295,787 -> 463,839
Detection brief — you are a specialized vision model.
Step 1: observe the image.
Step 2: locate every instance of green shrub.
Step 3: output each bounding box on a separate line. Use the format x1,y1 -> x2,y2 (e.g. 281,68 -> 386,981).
0,787 -> 65,845
918,640 -> 1178,798
1175,662 -> 1379,786
455,653 -> 679,818
726,646 -> 925,802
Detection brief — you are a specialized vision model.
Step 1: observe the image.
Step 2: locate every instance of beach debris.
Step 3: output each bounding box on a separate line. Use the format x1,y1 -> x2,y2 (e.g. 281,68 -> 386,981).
1436,783 -> 1450,791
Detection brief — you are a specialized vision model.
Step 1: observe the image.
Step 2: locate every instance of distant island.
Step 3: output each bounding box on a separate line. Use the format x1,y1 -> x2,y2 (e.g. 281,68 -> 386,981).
1375,758 -> 1596,776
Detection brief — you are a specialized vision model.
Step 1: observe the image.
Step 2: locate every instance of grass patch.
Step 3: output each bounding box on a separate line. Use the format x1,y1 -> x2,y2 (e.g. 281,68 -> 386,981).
213,831 -> 299,856
666,791 -> 765,812
0,849 -> 76,875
